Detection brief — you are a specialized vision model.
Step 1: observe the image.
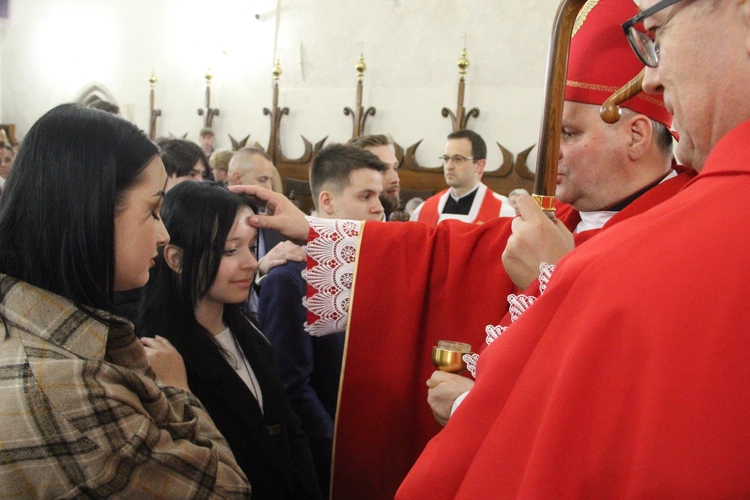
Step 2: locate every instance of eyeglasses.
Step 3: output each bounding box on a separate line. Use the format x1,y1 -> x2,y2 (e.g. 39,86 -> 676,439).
439,155 -> 475,165
621,0 -> 683,67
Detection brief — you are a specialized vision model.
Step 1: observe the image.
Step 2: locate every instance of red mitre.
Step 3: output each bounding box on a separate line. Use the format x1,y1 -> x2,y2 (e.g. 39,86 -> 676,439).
566,0 -> 672,128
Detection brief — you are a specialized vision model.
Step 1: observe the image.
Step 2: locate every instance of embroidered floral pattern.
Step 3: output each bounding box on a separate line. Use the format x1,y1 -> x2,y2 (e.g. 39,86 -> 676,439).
508,293 -> 536,322
538,262 -> 556,294
463,353 -> 480,378
304,217 -> 362,337
485,324 -> 507,346
469,262 -> 557,379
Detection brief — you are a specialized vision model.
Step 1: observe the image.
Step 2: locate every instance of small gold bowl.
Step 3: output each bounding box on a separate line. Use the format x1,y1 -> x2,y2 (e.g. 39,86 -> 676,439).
431,341 -> 473,374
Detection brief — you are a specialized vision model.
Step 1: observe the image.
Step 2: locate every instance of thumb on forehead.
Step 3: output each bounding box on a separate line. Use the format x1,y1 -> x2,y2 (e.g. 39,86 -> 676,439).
515,194 -> 546,221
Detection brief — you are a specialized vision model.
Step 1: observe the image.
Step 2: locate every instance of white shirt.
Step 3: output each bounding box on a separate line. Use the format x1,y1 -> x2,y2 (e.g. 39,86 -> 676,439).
214,327 -> 264,413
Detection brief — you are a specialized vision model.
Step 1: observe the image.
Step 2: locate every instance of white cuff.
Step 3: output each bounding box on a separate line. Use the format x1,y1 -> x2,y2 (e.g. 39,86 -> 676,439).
451,390 -> 471,416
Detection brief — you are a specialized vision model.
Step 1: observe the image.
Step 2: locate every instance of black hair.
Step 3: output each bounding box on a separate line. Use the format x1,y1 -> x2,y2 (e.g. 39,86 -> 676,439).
159,138 -> 211,180
309,143 -> 386,205
88,100 -> 121,115
137,181 -> 258,379
620,108 -> 674,158
652,120 -> 674,157
447,129 -> 487,161
0,103 -> 158,318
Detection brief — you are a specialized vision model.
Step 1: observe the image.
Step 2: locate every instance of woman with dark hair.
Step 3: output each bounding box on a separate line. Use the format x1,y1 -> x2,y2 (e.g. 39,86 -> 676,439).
159,138 -> 211,191
0,104 -> 251,498
138,181 -> 322,500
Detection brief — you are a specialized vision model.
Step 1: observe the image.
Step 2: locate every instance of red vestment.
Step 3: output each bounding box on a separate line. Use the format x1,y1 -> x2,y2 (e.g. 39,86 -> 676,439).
493,168 -> 696,335
397,120 -> 750,499
414,183 -> 515,225
326,216 -> 516,499
317,170 -> 694,499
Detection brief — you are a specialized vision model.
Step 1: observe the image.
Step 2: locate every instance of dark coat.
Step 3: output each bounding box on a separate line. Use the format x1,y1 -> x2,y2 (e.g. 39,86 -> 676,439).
173,320 -> 323,500
258,261 -> 345,497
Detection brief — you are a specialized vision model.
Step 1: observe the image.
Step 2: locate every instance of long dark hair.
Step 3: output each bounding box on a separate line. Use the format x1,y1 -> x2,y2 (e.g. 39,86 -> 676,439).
0,103 -> 158,317
137,181 -> 258,379
158,138 -> 211,180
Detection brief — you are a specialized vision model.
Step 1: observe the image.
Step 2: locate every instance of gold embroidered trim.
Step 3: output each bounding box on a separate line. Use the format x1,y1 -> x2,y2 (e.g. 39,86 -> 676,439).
566,79 -> 667,108
572,0 -> 600,38
567,79 -> 618,93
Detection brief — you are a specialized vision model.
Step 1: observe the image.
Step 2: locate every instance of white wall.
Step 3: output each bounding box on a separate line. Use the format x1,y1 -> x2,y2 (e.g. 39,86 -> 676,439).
0,0 -> 562,171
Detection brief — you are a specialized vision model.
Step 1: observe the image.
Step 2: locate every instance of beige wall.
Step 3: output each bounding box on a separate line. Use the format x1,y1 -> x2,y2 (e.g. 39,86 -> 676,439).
0,0 -> 562,171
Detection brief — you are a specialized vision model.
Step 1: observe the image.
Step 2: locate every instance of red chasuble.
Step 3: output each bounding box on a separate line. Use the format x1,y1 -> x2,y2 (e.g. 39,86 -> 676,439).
321,216 -> 516,499
397,120 -> 750,499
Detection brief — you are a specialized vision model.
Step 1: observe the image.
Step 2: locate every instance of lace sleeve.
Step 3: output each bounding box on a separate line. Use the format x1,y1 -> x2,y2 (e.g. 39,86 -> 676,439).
303,217 -> 363,336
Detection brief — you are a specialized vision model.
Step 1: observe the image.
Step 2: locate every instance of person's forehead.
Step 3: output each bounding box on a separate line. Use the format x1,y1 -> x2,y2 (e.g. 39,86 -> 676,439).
346,168 -> 383,188
249,155 -> 273,172
562,100 -> 606,125
143,156 -> 167,188
227,207 -> 258,238
367,144 -> 395,156
445,138 -> 472,153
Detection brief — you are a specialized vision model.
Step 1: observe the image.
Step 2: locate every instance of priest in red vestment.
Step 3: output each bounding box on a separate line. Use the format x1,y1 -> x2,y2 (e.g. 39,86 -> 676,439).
395,0 -> 750,496
427,0 -> 697,426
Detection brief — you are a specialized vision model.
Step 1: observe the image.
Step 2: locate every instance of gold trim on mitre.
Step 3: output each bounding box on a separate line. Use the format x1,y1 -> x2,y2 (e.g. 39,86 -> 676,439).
572,0 -> 600,38
567,79 -> 668,108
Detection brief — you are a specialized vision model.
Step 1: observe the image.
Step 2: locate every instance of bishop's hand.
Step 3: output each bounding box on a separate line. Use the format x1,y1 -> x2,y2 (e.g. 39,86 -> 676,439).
228,185 -> 310,244
503,194 -> 574,290
426,371 -> 475,427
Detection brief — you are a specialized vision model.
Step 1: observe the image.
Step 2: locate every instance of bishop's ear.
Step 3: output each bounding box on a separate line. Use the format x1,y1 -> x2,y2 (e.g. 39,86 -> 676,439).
625,113 -> 652,162
162,244 -> 184,274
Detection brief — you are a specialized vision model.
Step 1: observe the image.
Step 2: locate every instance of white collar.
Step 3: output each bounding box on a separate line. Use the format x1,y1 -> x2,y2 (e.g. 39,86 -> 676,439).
449,183 -> 480,201
575,211 -> 617,233
574,169 -> 678,234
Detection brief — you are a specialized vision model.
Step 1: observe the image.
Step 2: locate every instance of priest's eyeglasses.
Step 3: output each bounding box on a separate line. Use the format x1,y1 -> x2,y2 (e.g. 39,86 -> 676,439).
621,0 -> 683,67
439,155 -> 475,165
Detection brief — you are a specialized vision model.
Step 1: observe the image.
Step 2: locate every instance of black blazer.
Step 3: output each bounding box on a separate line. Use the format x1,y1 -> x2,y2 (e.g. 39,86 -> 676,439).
258,261 -> 345,498
260,227 -> 285,256
184,321 -> 323,500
